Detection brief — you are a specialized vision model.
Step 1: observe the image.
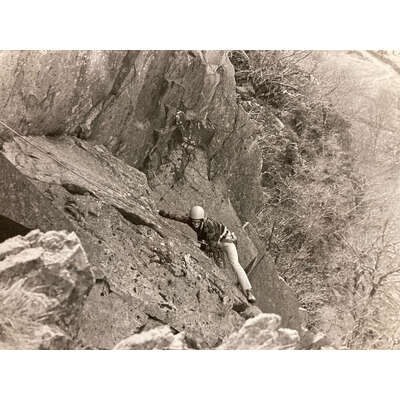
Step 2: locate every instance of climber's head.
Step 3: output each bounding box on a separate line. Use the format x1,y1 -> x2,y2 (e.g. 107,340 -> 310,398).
189,205 -> 205,228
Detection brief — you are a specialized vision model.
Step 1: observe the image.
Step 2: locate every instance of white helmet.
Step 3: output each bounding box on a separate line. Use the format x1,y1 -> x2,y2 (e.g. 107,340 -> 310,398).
189,205 -> 205,220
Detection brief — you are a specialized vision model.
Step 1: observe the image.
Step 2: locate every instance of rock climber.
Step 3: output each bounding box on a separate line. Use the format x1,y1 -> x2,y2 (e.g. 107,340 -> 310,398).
158,205 -> 256,304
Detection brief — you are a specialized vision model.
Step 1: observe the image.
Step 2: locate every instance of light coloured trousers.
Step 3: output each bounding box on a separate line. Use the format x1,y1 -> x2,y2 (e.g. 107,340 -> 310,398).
219,241 -> 252,292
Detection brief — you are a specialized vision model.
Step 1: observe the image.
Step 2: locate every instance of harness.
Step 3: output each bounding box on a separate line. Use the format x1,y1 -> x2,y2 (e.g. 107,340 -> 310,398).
196,218 -> 237,245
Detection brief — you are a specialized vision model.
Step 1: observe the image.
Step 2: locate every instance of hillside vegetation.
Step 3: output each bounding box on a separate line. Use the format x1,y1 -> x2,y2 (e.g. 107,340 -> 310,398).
229,50 -> 362,327
229,50 -> 400,348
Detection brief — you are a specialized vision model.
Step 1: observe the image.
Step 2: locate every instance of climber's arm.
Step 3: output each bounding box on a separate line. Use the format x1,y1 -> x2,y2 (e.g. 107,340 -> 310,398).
158,209 -> 191,225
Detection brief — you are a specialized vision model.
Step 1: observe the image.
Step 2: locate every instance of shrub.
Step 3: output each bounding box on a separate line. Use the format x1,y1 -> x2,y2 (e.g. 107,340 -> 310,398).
229,50 -> 365,330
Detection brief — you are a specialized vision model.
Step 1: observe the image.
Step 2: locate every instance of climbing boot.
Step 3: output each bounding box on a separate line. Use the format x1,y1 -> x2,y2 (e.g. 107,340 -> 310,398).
246,289 -> 256,304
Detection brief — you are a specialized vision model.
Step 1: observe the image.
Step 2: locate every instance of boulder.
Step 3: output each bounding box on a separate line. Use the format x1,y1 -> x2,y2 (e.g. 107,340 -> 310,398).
218,313 -> 300,350
114,325 -> 188,350
0,230 -> 94,349
115,314 -> 301,351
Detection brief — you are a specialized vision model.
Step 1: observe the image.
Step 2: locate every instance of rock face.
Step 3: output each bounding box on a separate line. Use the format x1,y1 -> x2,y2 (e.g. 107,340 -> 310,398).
2,135 -> 252,349
0,230 -> 94,349
0,50 -> 301,348
0,51 -> 262,223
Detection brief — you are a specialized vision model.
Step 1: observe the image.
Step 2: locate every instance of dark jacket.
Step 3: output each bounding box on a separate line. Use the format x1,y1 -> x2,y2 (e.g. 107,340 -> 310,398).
158,209 -> 229,246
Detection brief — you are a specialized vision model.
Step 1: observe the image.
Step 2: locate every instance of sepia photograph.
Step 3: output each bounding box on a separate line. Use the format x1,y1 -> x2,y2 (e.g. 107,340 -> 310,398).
2,49 -> 400,351
1,1 -> 399,399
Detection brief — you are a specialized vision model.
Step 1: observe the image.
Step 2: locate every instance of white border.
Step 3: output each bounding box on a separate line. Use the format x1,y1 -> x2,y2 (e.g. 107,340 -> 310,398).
1,1 -> 399,399
1,0 -> 399,49
1,351 -> 398,399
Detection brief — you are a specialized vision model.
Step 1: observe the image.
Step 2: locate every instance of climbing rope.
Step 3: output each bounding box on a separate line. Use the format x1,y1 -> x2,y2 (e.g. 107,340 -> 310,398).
0,119 -> 140,204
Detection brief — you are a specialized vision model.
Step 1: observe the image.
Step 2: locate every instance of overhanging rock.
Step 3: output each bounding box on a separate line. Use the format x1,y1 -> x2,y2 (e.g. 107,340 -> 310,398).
0,153 -> 75,236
